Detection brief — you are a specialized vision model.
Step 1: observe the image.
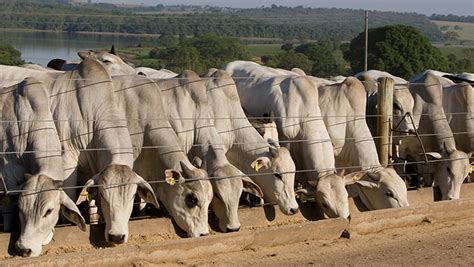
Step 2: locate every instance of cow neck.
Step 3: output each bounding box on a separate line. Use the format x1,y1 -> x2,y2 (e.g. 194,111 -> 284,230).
411,78 -> 457,153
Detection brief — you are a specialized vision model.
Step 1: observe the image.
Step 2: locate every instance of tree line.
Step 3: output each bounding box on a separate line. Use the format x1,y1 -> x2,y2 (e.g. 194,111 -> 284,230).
2,25 -> 472,78
0,1 -> 445,41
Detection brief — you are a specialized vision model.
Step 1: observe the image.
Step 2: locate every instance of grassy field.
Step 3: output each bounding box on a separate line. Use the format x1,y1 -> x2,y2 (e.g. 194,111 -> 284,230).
437,45 -> 474,59
432,20 -> 474,42
247,44 -> 282,57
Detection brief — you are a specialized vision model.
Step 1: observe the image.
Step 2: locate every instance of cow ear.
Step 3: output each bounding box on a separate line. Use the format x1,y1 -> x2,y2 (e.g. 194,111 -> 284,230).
296,186 -> 317,197
425,152 -> 442,160
60,191 -> 86,232
250,157 -> 271,172
164,169 -> 184,185
78,51 -> 91,59
135,174 -> 159,209
76,177 -> 97,205
343,171 -> 368,185
345,171 -> 379,189
241,176 -> 263,198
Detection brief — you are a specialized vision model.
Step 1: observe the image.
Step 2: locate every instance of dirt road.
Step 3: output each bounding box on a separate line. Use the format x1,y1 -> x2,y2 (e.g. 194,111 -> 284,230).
129,217 -> 474,266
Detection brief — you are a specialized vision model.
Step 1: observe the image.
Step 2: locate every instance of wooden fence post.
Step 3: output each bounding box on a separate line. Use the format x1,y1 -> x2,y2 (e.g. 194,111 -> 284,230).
377,77 -> 394,167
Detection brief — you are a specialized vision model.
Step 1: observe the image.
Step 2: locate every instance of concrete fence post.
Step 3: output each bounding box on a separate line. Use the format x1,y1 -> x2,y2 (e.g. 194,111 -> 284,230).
377,77 -> 394,166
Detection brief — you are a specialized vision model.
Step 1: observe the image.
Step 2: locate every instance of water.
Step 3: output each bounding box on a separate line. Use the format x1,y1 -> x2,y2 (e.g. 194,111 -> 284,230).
0,30 -> 160,66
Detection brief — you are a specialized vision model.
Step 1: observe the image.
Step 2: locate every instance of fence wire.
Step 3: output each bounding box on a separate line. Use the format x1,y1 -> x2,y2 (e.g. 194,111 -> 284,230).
1,155 -> 472,195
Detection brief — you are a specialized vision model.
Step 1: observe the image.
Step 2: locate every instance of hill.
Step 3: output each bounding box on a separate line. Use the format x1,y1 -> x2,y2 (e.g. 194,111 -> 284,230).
0,1 -> 444,42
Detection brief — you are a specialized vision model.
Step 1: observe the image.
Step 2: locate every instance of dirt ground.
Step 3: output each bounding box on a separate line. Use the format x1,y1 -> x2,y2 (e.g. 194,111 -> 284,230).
128,217 -> 474,266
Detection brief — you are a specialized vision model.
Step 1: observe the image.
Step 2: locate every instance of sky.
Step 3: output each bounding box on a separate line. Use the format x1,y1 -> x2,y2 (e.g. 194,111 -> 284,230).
96,0 -> 474,16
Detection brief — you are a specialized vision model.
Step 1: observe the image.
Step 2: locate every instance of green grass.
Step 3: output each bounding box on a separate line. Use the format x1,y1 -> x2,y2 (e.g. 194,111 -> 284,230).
247,44 -> 283,57
437,45 -> 474,59
432,20 -> 474,42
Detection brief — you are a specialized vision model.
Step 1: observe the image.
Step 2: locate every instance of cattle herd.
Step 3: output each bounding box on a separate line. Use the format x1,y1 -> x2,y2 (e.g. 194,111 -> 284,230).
0,47 -> 472,257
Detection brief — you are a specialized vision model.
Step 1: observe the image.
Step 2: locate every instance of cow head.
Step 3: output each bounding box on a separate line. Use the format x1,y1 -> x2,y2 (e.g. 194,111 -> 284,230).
250,146 -> 299,215
208,163 -> 262,233
345,168 -> 409,210
426,150 -> 470,200
297,173 -> 350,219
77,164 -> 158,244
16,175 -> 85,257
77,46 -> 135,76
157,161 -> 213,237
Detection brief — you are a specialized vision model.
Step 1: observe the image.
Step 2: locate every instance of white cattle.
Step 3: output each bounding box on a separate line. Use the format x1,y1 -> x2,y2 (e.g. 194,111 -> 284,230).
46,46 -> 136,76
0,78 -> 85,257
111,74 -> 213,237
316,76 -> 409,210
223,61 -> 350,219
416,70 -> 474,155
205,69 -> 299,215
136,67 -> 178,79
152,70 -> 260,233
0,60 -> 158,245
403,71 -> 470,200
355,70 -> 415,138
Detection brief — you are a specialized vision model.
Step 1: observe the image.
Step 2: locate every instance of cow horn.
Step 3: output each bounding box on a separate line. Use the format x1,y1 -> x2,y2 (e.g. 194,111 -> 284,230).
110,45 -> 117,55
180,161 -> 195,179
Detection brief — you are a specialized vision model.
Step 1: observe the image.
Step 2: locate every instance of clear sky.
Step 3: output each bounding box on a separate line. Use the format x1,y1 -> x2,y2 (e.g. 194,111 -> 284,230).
96,0 -> 474,16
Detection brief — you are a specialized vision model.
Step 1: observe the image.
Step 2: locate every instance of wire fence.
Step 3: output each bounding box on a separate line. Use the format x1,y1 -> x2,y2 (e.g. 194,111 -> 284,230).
0,69 -> 472,195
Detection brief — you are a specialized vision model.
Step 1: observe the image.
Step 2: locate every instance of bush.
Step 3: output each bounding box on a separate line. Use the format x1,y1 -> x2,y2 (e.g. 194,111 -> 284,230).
0,44 -> 25,66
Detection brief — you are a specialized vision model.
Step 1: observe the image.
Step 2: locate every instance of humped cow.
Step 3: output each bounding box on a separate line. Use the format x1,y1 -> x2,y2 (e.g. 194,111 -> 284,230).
151,70 -> 261,233
401,71 -> 470,200
109,74 -> 213,237
223,61 -> 350,219
204,69 -> 299,215
0,60 -> 159,245
0,78 -> 85,257
316,76 -> 409,210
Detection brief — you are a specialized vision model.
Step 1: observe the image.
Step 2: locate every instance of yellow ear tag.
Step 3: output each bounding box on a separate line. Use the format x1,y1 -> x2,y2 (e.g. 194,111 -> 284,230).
300,194 -> 307,203
166,177 -> 176,186
255,161 -> 262,172
86,192 -> 93,202
352,173 -> 365,182
469,164 -> 474,174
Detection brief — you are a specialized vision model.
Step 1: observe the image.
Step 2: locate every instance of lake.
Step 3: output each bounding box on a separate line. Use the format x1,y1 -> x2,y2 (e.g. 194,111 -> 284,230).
0,30 -> 160,66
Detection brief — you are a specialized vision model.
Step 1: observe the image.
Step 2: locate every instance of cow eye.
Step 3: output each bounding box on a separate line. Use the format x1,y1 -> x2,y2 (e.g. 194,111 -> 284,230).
185,194 -> 199,209
102,60 -> 112,64
447,167 -> 452,175
393,103 -> 401,111
43,208 -> 53,218
274,173 -> 283,180
385,191 -> 394,198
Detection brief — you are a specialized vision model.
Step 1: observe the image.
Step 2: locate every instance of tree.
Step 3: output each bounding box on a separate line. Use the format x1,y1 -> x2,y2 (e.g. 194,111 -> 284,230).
344,25 -> 448,79
0,44 -> 25,66
150,34 -> 250,75
295,42 -> 346,77
276,52 -> 312,73
444,31 -> 460,42
281,43 -> 294,52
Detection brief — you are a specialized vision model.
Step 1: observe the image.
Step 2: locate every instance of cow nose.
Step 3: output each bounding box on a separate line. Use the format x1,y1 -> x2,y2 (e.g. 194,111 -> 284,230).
17,247 -> 32,257
108,234 -> 126,244
289,207 -> 299,215
226,226 -> 241,233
